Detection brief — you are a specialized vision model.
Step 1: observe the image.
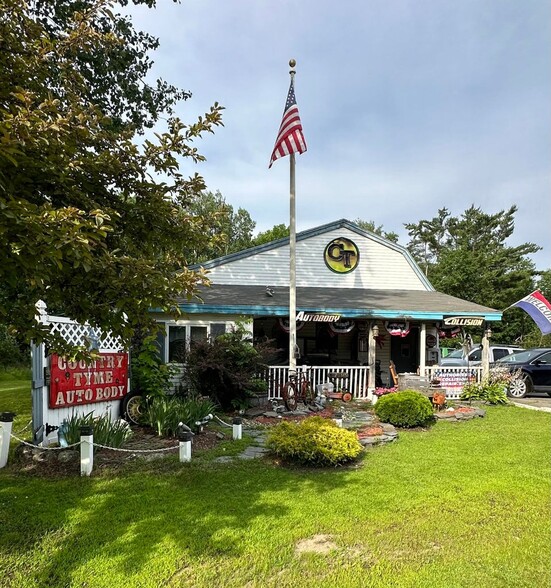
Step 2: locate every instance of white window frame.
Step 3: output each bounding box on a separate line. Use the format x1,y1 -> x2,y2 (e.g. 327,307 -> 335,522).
165,320 -> 239,363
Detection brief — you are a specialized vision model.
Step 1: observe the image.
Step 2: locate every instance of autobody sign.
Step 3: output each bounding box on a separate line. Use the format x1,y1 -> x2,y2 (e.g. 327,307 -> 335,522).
49,352 -> 129,408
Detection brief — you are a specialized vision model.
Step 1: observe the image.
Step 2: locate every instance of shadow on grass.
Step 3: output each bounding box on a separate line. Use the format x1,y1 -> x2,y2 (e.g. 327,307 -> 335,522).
1,455 -> 363,586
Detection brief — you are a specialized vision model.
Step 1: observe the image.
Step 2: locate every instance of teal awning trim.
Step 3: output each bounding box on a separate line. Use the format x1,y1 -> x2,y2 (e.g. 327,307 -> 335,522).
170,303 -> 502,322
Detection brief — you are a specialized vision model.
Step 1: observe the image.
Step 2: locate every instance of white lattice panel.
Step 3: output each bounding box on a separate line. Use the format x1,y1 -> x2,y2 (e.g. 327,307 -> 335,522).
31,306 -> 128,444
47,316 -> 123,352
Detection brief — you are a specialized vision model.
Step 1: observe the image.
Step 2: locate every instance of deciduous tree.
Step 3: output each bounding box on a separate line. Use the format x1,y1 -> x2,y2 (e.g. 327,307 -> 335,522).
0,0 -> 224,353
252,223 -> 290,247
187,191 -> 255,262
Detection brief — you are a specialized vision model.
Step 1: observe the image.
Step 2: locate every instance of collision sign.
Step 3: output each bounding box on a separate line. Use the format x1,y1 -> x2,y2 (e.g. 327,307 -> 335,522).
49,352 -> 129,408
443,316 -> 485,327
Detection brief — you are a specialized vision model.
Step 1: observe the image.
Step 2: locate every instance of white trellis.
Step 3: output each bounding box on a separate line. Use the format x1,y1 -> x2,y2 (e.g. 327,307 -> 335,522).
31,301 -> 128,445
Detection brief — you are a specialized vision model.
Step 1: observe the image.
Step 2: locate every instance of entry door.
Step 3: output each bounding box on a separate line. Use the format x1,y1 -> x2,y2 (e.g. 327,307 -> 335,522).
390,328 -> 419,374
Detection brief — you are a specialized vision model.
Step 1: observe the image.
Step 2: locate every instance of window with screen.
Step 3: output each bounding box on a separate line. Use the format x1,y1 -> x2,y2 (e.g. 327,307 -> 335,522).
168,326 -> 187,362
190,326 -> 207,347
210,323 -> 226,338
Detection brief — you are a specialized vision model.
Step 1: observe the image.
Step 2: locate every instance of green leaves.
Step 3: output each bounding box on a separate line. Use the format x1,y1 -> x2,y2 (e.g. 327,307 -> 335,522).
0,0 -> 225,352
266,416 -> 363,466
405,205 -> 542,342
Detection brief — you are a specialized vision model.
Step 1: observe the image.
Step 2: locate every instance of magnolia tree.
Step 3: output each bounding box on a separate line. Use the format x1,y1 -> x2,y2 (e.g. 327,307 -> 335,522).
0,0 -> 224,354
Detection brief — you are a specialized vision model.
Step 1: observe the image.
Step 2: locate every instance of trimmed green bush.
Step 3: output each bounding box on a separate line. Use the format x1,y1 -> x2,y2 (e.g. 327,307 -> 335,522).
374,390 -> 434,428
266,416 -> 363,467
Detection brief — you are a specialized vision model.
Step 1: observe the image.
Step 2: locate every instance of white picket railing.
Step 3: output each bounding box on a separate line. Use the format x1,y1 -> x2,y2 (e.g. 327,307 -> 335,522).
266,365 -> 371,401
422,365 -> 483,400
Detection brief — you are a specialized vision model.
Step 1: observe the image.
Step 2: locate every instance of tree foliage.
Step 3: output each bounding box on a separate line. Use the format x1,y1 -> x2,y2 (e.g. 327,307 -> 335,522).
252,223 -> 290,247
184,323 -> 269,411
187,191 -> 255,262
0,0 -> 224,353
405,206 -> 541,342
353,218 -> 399,243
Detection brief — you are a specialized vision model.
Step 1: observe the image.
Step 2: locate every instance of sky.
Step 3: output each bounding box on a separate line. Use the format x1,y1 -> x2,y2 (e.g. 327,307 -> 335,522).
127,0 -> 550,270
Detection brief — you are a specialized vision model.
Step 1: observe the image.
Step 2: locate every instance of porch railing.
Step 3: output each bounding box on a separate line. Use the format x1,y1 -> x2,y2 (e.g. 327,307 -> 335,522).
421,365 -> 483,400
266,365 -> 371,401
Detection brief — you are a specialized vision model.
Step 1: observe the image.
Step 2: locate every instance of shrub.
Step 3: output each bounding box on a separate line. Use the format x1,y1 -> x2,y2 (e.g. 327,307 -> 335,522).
131,334 -> 176,398
460,367 -> 512,405
62,412 -> 132,448
374,390 -> 434,428
265,416 -> 363,467
461,382 -> 508,405
0,324 -> 29,368
185,322 -> 269,410
144,395 -> 217,437
0,366 -> 31,381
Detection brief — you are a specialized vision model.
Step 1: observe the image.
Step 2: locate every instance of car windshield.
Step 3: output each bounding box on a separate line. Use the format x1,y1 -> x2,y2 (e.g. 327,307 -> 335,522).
496,350 -> 542,363
445,349 -> 466,359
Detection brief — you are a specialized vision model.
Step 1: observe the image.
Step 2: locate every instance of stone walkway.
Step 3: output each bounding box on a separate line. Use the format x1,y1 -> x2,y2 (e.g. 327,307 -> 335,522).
213,407 -> 396,463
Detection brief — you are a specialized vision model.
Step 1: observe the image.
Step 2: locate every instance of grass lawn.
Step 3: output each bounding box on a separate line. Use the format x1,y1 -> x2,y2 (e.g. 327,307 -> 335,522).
1,378 -> 550,588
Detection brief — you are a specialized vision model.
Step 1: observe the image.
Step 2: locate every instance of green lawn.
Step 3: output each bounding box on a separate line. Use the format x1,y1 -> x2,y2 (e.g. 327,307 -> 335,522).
1,379 -> 550,588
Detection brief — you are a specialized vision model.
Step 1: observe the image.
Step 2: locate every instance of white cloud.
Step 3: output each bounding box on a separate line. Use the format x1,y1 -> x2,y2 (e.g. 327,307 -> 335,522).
125,0 -> 550,269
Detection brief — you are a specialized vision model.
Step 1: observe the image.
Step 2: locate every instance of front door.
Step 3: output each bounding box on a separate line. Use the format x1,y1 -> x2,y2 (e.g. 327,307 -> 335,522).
390,328 -> 419,374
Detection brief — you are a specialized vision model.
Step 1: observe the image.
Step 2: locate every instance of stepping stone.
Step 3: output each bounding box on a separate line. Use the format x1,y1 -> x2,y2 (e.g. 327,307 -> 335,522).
244,407 -> 268,417
238,446 -> 269,460
214,456 -> 235,463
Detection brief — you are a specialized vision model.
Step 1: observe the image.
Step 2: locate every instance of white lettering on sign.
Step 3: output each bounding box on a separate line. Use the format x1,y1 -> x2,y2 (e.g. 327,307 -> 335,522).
49,352 -> 129,409
443,316 -> 485,327
296,311 -> 341,322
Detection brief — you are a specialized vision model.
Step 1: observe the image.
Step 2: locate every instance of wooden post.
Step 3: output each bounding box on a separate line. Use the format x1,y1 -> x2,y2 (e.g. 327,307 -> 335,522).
419,322 -> 427,376
481,324 -> 491,379
367,322 -> 378,401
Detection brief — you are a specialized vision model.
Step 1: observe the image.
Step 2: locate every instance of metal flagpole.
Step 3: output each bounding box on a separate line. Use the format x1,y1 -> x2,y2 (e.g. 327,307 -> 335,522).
288,59 -> 297,376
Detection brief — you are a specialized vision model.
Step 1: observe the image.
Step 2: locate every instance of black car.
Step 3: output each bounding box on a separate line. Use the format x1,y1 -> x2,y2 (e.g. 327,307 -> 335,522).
494,348 -> 551,398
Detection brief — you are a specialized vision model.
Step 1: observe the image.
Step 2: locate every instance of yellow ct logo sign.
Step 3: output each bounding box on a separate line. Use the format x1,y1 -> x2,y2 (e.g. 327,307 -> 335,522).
324,238 -> 360,273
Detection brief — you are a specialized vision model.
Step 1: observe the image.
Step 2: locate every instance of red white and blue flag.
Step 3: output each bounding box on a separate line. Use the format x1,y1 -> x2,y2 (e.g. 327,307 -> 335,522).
511,290 -> 551,335
269,79 -> 307,168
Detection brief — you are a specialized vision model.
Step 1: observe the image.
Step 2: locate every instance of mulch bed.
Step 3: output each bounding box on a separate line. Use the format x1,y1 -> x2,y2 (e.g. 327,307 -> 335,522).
434,405 -> 486,420
356,426 -> 384,438
10,426 -> 225,477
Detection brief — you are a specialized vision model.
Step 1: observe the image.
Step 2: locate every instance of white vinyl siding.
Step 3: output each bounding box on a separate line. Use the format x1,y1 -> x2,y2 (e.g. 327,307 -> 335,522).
205,228 -> 427,291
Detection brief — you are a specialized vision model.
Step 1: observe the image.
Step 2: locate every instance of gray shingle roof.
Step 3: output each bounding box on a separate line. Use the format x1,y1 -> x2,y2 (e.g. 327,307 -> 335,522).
176,284 -> 500,319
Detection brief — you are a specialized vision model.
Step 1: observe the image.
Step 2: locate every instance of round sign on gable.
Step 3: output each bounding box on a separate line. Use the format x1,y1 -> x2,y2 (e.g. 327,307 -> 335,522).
324,237 -> 360,274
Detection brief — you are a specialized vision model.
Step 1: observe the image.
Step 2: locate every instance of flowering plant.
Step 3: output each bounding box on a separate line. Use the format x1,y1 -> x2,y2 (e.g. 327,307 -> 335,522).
460,366 -> 520,405
374,386 -> 397,397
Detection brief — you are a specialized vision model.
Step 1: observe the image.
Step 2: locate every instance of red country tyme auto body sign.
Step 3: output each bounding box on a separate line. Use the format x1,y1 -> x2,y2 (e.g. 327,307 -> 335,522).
49,352 -> 129,409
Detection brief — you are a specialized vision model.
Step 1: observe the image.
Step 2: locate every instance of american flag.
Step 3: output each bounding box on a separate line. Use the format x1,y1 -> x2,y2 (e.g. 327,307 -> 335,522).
269,79 -> 307,168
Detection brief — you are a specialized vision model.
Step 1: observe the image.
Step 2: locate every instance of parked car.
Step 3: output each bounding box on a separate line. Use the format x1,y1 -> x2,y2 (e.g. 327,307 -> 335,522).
439,345 -> 522,367
494,348 -> 551,398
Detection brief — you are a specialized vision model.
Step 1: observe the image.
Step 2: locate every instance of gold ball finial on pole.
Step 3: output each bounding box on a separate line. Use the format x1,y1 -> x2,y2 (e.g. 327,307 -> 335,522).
289,59 -> 296,78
